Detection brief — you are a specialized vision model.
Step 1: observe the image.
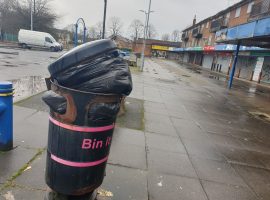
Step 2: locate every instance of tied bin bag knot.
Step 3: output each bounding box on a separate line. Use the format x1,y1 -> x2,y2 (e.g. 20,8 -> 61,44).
42,39 -> 132,198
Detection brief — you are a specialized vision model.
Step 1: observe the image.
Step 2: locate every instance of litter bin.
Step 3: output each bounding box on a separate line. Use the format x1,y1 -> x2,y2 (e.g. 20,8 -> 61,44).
43,39 -> 132,199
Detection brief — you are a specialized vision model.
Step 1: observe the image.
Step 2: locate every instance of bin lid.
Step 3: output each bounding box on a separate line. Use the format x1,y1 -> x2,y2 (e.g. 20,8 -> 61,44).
0,82 -> 12,90
48,39 -> 117,76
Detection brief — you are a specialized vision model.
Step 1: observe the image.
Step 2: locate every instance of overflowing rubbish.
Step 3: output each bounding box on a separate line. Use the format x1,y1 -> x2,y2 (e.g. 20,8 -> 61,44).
42,39 -> 132,197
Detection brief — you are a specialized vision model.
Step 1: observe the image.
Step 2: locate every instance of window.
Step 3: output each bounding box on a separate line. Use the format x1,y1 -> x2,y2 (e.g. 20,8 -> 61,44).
45,37 -> 52,43
208,35 -> 212,45
235,7 -> 241,18
206,22 -> 209,28
247,2 -> 254,13
225,12 -> 230,25
226,12 -> 230,19
201,24 -> 204,30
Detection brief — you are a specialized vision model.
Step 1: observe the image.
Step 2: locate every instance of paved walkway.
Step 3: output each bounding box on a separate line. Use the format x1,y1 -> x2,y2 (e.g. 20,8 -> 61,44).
1,58 -> 270,200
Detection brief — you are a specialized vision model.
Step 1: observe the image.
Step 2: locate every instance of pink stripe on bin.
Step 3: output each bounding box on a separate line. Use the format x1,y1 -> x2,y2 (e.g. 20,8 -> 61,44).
51,154 -> 108,168
49,116 -> 114,132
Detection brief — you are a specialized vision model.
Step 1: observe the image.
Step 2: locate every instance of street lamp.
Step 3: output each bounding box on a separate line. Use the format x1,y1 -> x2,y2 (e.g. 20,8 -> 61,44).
139,0 -> 153,71
30,0 -> 36,30
102,0 -> 108,39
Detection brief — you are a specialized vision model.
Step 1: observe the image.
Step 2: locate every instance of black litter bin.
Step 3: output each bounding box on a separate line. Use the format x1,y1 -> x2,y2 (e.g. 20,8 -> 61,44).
42,39 -> 132,198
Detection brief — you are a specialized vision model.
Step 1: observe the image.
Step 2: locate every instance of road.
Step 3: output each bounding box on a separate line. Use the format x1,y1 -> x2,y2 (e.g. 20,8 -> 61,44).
0,46 -> 64,101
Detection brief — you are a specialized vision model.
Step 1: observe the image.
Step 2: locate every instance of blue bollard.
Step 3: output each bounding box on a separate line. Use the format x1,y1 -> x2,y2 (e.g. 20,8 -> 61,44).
0,82 -> 13,151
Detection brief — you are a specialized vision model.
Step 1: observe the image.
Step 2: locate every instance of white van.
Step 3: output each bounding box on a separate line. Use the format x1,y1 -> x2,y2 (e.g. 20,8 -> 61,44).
18,29 -> 62,51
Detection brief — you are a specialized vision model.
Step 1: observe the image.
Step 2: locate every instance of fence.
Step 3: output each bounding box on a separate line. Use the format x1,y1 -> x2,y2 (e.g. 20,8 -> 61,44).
0,33 -> 18,42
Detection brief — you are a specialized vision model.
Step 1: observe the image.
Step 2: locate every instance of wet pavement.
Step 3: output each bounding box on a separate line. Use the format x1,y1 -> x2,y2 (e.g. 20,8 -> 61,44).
0,58 -> 270,199
0,47 -> 64,101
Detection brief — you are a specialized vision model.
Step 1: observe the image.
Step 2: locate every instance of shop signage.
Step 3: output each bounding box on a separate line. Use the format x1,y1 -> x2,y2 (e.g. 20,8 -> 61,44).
203,46 -> 215,51
250,52 -> 270,57
152,45 -> 170,51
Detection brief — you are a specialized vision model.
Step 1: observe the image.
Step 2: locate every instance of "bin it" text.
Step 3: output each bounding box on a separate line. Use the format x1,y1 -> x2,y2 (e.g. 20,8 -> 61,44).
81,137 -> 112,150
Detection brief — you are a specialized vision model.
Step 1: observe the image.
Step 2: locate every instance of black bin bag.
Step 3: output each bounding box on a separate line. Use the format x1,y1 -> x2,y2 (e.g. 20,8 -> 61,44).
42,39 -> 132,197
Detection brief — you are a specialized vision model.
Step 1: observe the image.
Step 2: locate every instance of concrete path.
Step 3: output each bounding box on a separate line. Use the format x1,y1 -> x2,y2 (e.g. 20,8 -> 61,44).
1,58 -> 270,200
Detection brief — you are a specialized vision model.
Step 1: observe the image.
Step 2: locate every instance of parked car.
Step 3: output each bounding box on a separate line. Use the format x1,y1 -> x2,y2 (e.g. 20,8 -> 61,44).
119,50 -> 130,60
18,29 -> 62,51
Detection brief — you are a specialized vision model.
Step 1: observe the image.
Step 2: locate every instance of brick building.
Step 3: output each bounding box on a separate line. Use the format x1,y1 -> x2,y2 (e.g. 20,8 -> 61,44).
132,39 -> 182,59
181,0 -> 270,84
110,35 -> 133,51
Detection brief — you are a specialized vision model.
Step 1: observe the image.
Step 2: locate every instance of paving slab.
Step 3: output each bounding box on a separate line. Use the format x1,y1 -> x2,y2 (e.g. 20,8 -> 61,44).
144,101 -> 169,116
144,112 -> 172,125
147,173 -> 208,200
108,143 -> 146,170
145,121 -> 178,137
0,187 -> 46,200
99,164 -> 148,200
147,148 -> 197,178
145,132 -> 186,154
171,117 -> 209,141
13,106 -> 36,123
191,157 -> 247,186
116,97 -> 144,130
217,145 -> 267,169
15,151 -> 46,190
182,138 -> 225,161
162,104 -> 189,119
13,111 -> 48,149
0,147 -> 38,184
232,164 -> 270,199
112,128 -> 145,147
207,132 -> 244,149
202,180 -> 258,200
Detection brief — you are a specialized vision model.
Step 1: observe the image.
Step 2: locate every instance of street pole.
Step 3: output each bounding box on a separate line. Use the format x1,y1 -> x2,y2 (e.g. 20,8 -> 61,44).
30,0 -> 33,30
102,0 -> 108,39
30,0 -> 35,31
140,0 -> 152,71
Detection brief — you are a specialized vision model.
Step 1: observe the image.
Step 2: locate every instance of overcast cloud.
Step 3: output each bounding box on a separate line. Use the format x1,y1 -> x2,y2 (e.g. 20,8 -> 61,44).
50,0 -> 240,38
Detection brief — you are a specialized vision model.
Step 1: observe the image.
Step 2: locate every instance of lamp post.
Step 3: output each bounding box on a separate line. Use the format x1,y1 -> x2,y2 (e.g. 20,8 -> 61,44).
30,0 -> 35,31
139,0 -> 153,71
102,0 -> 108,39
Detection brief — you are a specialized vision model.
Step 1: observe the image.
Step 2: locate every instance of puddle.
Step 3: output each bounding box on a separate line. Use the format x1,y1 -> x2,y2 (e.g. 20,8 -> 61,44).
9,76 -> 47,102
208,74 -> 226,81
3,64 -> 17,67
182,74 -> 191,78
247,87 -> 257,97
157,78 -> 176,84
0,51 -> 19,55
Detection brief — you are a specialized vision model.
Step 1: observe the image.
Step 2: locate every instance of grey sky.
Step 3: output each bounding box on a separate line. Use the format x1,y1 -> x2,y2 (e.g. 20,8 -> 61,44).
51,0 -> 240,38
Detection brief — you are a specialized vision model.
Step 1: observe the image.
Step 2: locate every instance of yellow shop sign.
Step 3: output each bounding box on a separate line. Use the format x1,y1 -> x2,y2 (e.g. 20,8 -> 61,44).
152,45 -> 170,51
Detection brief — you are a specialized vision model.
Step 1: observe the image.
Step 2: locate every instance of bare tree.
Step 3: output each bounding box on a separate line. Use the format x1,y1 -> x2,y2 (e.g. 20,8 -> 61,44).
161,33 -> 170,41
171,29 -> 181,42
147,24 -> 157,39
0,0 -> 17,35
0,0 -> 57,36
95,21 -> 103,39
128,19 -> 143,40
108,16 -> 123,37
87,26 -> 98,40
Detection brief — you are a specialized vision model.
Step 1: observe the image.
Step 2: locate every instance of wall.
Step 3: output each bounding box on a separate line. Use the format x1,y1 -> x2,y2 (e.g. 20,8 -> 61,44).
228,2 -> 251,27
132,43 -> 152,57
